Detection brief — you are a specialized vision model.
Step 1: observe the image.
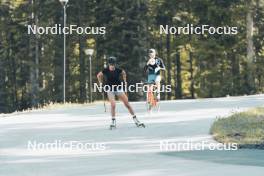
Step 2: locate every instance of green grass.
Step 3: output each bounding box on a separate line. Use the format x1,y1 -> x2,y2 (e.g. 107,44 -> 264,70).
211,107 -> 264,149
0,101 -> 105,117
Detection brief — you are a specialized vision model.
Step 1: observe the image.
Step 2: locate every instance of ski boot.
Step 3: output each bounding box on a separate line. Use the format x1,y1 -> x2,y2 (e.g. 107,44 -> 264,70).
133,116 -> 145,128
110,118 -> 116,130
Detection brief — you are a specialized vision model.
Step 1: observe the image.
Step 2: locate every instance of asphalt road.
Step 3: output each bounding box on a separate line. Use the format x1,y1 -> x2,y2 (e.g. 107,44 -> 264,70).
1,95 -> 264,176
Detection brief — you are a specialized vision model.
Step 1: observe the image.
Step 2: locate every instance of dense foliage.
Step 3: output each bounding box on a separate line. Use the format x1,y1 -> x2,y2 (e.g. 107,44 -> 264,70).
1,0 -> 264,113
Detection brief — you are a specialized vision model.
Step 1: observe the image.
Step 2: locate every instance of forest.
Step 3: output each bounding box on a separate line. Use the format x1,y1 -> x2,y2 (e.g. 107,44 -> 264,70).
0,0 -> 264,113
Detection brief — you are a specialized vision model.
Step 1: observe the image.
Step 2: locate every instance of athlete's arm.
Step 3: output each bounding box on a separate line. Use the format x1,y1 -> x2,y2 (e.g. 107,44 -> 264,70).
144,65 -> 148,73
121,70 -> 128,94
97,71 -> 104,84
121,70 -> 127,83
146,59 -> 151,65
159,58 -> 166,70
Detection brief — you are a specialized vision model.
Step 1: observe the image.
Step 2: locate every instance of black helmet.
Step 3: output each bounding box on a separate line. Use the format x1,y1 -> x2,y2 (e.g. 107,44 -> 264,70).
108,56 -> 117,65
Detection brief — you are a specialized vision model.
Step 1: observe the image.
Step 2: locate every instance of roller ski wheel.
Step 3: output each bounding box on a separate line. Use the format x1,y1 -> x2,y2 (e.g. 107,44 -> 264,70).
133,116 -> 145,128
109,124 -> 116,130
109,118 -> 116,130
136,122 -> 145,128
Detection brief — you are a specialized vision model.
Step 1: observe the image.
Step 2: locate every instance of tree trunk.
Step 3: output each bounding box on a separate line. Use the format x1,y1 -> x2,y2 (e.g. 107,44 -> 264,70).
246,0 -> 255,93
0,47 -> 7,113
188,0 -> 194,99
78,4 -> 86,103
189,51 -> 194,98
159,33 -> 166,99
230,53 -> 240,95
166,33 -> 172,99
30,0 -> 39,106
246,3 -> 255,62
79,37 -> 86,103
175,52 -> 182,99
53,12 -> 63,102
8,32 -> 18,110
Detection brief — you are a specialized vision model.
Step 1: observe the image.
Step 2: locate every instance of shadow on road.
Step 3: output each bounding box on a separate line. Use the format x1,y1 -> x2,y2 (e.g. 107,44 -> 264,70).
159,149 -> 264,167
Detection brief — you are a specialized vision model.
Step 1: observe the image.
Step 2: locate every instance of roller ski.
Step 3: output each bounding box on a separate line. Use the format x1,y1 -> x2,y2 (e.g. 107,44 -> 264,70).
133,116 -> 145,128
109,118 -> 116,130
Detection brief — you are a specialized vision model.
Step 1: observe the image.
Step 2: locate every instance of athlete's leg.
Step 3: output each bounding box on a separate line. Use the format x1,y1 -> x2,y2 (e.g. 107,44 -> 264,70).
147,74 -> 156,94
107,92 -> 116,118
117,92 -> 144,126
117,92 -> 135,116
155,81 -> 160,92
155,75 -> 161,100
118,92 -> 144,126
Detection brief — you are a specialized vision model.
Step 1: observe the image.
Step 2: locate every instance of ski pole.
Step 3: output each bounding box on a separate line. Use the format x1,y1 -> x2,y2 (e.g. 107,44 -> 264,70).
102,92 -> 106,112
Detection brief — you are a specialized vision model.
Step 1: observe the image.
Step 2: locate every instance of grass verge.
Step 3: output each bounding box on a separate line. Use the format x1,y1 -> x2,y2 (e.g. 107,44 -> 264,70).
0,101 -> 105,117
211,107 -> 264,149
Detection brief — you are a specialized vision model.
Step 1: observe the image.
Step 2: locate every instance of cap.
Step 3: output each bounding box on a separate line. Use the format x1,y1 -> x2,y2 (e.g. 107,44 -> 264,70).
148,48 -> 156,54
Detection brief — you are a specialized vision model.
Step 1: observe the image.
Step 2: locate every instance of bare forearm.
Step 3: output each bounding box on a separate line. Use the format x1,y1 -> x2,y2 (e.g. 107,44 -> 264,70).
97,72 -> 103,84
122,70 -> 127,83
98,76 -> 103,83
